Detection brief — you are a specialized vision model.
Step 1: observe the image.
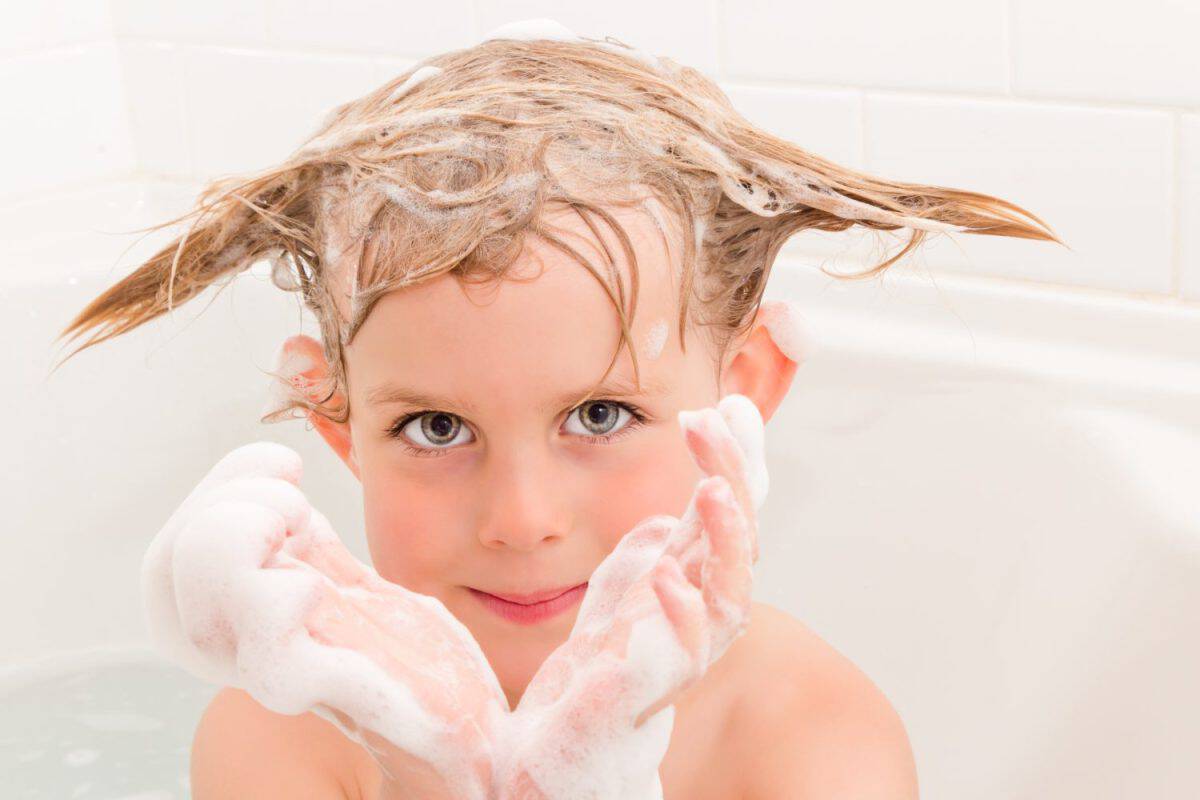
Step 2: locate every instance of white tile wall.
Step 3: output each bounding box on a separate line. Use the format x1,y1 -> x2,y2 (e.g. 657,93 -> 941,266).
265,0 -> 476,58
182,47 -> 379,177
864,94 -> 1174,295
718,84 -> 863,168
0,43 -> 134,204
0,0 -> 1196,304
1012,1 -> 1200,107
117,42 -> 189,177
109,0 -> 271,46
1182,114 -> 1200,300
721,0 -> 1009,94
0,0 -> 113,54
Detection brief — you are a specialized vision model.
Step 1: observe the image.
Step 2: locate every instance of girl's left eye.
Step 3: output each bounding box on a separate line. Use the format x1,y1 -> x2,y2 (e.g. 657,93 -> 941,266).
562,400 -> 647,441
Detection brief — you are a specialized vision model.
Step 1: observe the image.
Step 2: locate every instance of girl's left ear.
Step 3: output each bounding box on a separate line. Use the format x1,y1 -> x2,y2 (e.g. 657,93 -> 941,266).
720,310 -> 799,424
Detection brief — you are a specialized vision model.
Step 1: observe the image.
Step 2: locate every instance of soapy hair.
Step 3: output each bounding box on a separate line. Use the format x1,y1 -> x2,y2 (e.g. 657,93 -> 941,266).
54,33 -> 1065,426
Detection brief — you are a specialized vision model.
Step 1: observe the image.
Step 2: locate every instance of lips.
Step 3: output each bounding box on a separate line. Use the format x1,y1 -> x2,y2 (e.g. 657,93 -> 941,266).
483,584 -> 584,605
468,582 -> 589,625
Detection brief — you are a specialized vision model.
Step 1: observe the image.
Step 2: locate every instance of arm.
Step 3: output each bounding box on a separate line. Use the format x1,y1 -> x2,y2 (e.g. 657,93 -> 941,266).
742,656 -> 919,800
191,686 -> 356,800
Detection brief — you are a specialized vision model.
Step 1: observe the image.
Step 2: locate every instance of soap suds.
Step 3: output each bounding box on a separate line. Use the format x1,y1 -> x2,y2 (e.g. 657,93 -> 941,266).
75,712 -> 164,733
480,18 -> 582,44
757,298 -> 816,365
63,748 -> 99,767
259,340 -> 318,420
641,318 -> 668,361
479,18 -> 662,70
386,65 -> 443,104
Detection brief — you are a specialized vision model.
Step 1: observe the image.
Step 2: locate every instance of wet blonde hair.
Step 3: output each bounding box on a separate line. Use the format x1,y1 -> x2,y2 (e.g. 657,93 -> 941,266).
55,33 -> 1064,426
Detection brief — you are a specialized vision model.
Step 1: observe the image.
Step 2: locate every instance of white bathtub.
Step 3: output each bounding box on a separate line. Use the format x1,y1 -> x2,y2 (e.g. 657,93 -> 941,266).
3,178 -> 1198,798
0,648 -> 215,799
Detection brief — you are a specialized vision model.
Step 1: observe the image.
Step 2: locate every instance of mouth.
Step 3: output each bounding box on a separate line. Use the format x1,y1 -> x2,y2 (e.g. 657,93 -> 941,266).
468,582 -> 589,625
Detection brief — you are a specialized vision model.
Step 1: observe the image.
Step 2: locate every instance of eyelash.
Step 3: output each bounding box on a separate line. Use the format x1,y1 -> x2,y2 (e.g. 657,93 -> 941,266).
385,401 -> 649,458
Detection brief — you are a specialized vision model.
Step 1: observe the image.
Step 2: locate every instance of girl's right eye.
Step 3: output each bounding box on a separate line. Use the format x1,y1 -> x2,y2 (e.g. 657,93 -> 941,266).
386,410 -> 474,457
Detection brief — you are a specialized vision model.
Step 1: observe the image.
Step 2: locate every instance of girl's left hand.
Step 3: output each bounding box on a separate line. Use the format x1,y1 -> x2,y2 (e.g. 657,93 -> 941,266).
497,393 -> 766,800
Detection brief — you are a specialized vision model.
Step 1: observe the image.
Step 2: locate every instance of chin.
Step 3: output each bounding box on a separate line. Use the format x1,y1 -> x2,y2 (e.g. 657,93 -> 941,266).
471,608 -> 581,690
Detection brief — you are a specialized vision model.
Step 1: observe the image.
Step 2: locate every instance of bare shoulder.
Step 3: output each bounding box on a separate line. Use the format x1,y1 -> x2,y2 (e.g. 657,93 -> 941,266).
724,602 -> 920,799
191,686 -> 374,800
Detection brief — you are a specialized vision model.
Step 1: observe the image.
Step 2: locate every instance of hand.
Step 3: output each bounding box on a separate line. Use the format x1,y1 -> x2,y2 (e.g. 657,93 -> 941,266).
142,442 -> 507,800
495,393 -> 766,799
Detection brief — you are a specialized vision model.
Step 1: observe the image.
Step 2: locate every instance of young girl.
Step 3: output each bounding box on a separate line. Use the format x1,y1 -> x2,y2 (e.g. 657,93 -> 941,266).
55,20 -> 1061,799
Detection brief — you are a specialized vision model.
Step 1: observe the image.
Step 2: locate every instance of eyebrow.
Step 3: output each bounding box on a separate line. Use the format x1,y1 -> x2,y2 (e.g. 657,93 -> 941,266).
366,373 -> 672,413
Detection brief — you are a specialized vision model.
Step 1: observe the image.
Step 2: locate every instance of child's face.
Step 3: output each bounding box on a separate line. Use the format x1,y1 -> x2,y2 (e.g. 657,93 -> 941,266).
315,197 -> 781,703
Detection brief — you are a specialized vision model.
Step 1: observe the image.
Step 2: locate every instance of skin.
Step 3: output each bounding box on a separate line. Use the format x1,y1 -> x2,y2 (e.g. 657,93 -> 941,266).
190,193 -> 921,798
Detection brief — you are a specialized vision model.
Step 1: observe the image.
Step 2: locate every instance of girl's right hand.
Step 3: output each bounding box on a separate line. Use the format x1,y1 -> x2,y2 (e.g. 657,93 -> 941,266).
142,442 -> 508,800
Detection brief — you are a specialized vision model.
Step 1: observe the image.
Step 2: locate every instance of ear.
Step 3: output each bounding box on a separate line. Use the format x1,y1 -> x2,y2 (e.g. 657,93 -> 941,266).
719,308 -> 799,424
273,334 -> 360,481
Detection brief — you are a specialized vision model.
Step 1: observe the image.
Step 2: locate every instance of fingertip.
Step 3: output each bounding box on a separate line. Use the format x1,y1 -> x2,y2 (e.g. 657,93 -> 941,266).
207,476 -> 313,543
678,408 -> 726,474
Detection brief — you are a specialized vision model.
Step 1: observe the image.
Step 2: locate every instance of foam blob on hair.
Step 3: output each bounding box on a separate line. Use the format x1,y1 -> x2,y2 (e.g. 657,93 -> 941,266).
260,338 -> 318,420
480,18 -> 581,43
386,64 -> 443,104
757,298 -> 815,365
641,318 -> 669,361
480,17 -> 662,69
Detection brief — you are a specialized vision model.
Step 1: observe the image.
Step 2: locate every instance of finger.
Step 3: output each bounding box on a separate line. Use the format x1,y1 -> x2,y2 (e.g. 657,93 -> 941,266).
716,393 -> 769,514
525,514 -> 684,715
650,555 -> 709,665
282,506 -> 374,587
231,567 -> 484,788
600,578 -> 700,725
573,513 -> 675,634
677,407 -> 756,529
696,478 -> 754,658
662,514 -> 703,583
305,574 -> 509,727
199,475 -> 313,538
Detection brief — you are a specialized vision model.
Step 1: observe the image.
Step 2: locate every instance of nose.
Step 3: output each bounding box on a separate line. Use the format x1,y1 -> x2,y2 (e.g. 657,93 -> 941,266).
475,443 -> 572,552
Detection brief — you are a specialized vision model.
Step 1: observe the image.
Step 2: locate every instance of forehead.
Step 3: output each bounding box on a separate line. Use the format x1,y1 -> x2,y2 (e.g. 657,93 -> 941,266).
344,194 -> 695,404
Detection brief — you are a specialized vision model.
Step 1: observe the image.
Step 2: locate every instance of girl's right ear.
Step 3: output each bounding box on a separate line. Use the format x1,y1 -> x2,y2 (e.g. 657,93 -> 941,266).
269,335 -> 360,481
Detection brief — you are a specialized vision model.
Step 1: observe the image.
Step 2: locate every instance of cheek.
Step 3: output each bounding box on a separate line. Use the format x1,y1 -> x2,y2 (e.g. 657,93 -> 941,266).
360,470 -> 460,593
585,429 -> 704,550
